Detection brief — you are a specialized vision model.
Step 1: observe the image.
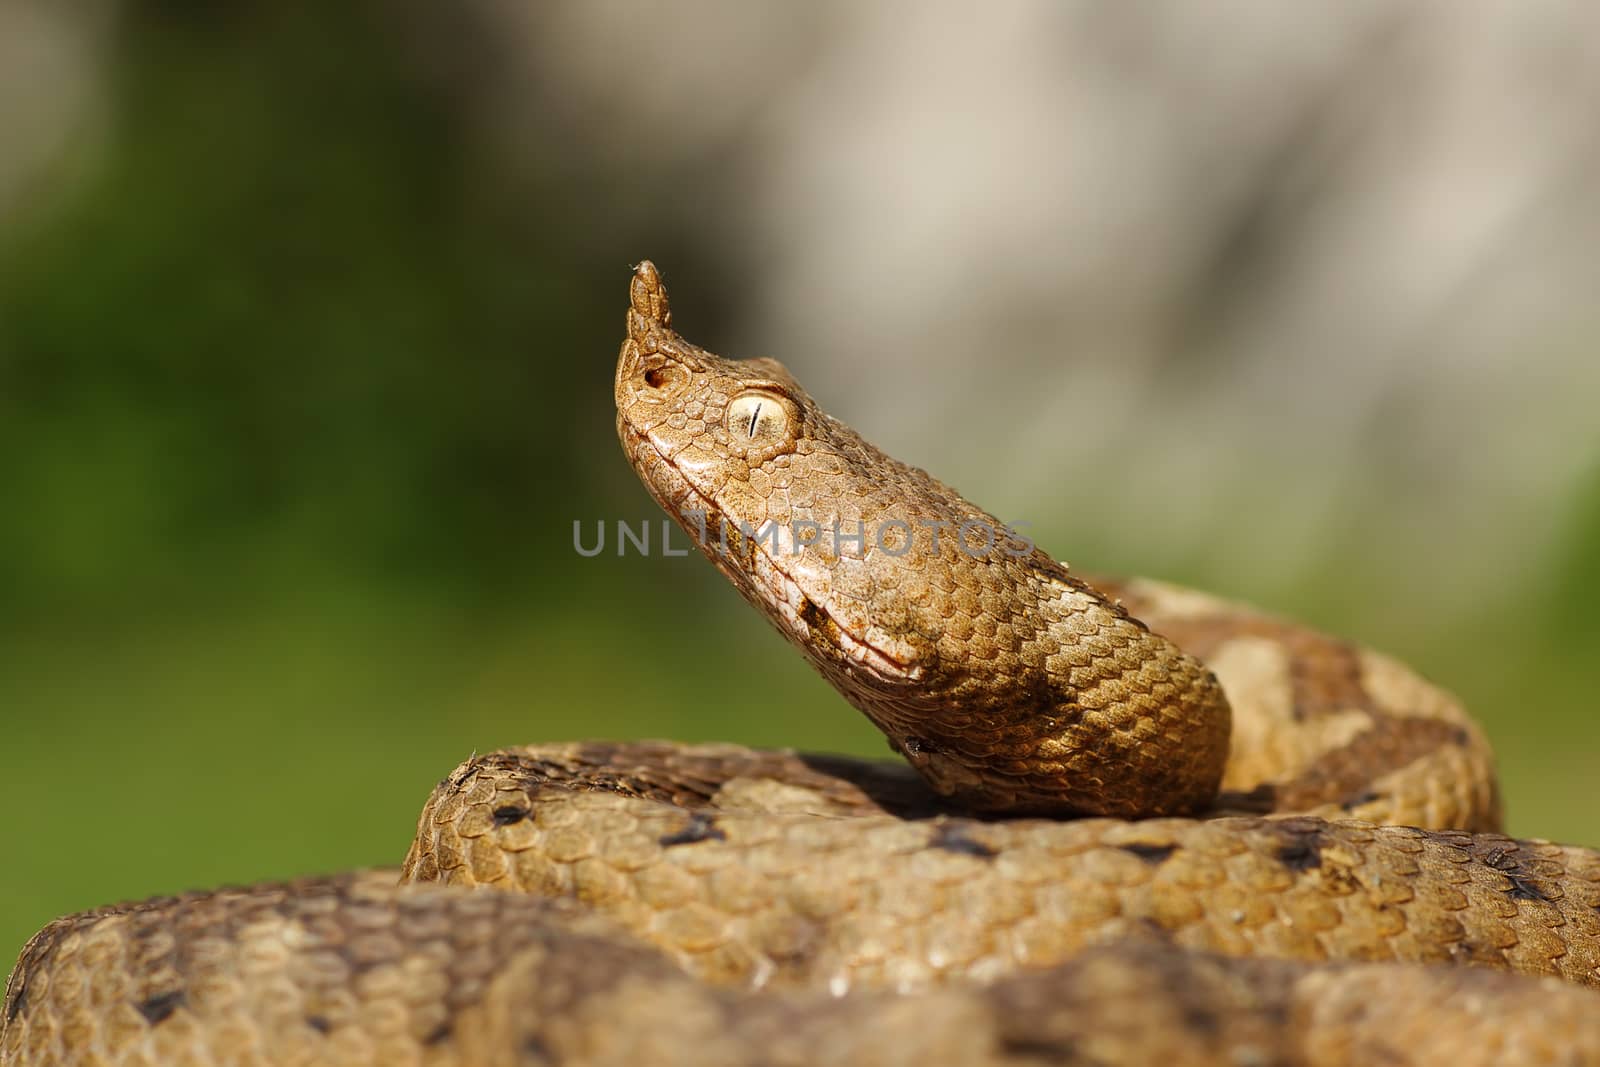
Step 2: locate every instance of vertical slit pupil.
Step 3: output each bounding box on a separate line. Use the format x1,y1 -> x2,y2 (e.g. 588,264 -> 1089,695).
748,403 -> 762,437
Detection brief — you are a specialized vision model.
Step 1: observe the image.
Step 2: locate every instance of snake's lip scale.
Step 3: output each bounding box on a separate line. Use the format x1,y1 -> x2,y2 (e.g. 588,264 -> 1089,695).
618,421 -> 917,682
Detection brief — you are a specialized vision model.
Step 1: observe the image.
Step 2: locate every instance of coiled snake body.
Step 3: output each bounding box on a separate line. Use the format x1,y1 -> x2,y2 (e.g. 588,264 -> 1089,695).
4,263 -> 1599,1066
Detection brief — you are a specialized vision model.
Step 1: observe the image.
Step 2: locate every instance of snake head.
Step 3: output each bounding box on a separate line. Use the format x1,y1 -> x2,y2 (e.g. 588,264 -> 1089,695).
614,261 -> 933,688
613,262 -> 1230,818
615,262 -> 807,493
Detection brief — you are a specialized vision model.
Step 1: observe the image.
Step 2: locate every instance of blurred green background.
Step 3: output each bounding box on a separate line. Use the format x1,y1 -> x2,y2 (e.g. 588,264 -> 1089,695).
3,2 -> 1599,966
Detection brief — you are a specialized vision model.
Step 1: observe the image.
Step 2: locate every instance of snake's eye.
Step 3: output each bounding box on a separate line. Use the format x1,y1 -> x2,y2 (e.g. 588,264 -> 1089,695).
726,391 -> 789,446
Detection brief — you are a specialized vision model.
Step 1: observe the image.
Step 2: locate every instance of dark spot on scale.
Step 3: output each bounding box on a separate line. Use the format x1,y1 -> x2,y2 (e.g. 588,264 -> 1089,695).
492,805 -> 529,827
1450,725 -> 1472,747
136,989 -> 185,1026
1119,843 -> 1178,865
930,822 -> 998,859
306,1015 -> 331,1034
1477,844 -> 1556,903
903,736 -> 939,756
1273,830 -> 1325,872
659,812 -> 726,848
1505,875 -> 1553,903
523,1035 -> 554,1063
424,1021 -> 452,1046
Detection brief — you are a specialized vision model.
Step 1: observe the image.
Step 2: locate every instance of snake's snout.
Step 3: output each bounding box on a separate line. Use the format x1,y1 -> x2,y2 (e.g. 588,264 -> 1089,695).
614,262 -> 696,424
629,259 -> 671,329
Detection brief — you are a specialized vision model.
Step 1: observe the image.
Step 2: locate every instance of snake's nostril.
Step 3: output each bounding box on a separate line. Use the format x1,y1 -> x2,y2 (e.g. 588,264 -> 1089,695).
643,368 -> 667,388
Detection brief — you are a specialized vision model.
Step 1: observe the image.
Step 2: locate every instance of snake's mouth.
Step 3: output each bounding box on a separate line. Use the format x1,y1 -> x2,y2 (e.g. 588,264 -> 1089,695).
619,421 -> 918,683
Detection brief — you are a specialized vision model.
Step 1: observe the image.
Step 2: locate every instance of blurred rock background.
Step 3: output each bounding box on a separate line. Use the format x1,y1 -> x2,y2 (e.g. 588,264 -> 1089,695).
3,1 -> 1598,959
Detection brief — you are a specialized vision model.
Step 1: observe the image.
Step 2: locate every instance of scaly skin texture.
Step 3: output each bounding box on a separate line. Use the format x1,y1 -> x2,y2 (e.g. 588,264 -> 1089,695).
399,744 -> 1600,992
7,875 -> 1599,1067
5,261 -> 1599,1065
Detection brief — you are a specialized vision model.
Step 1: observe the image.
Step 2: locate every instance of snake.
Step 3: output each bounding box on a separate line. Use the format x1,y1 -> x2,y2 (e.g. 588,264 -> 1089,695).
4,262 -> 1600,1067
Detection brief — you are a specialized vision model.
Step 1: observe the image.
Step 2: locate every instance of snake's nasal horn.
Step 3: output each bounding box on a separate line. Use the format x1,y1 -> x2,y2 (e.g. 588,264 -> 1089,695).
629,260 -> 672,338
